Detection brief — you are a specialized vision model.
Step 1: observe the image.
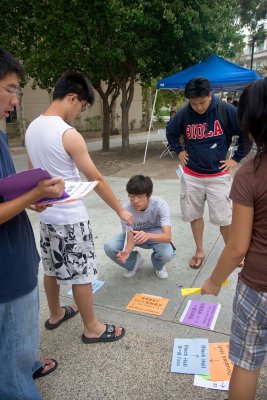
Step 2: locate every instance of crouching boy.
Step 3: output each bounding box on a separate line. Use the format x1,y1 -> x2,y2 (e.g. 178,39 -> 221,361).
104,175 -> 175,279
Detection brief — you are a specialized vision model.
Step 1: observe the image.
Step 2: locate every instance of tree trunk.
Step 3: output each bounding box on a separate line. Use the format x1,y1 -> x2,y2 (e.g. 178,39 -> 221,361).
102,98 -> 110,151
94,81 -> 120,152
18,90 -> 26,146
119,75 -> 135,153
121,84 -> 129,152
110,99 -> 119,135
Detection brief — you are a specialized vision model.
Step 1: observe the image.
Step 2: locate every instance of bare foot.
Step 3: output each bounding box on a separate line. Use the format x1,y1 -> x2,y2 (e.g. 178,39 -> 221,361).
189,253 -> 205,269
48,304 -> 78,325
33,358 -> 58,379
41,359 -> 57,374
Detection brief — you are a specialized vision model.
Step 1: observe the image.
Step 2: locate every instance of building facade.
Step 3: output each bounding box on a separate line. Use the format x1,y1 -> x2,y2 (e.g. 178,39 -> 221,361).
5,80 -> 143,137
242,22 -> 267,74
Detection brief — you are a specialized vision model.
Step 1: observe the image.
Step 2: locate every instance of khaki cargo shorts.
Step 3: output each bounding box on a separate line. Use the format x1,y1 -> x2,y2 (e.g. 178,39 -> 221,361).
180,172 -> 232,226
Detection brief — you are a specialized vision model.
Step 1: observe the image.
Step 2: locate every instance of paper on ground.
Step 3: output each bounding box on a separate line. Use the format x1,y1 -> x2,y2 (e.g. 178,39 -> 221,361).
209,342 -> 234,381
171,338 -> 209,375
179,300 -> 221,330
194,375 -> 229,391
126,293 -> 169,316
67,280 -> 105,296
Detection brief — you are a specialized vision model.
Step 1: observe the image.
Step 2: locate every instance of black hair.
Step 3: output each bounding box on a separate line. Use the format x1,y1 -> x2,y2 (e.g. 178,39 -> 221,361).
126,175 -> 153,196
53,70 -> 95,105
232,99 -> 239,107
238,78 -> 267,164
0,48 -> 24,80
184,76 -> 211,99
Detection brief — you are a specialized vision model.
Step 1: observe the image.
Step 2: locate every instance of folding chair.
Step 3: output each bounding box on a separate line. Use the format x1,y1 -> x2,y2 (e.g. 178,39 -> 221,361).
157,129 -> 174,158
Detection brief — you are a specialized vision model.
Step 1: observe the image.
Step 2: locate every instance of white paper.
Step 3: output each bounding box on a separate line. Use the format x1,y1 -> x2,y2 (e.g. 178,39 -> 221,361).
176,165 -> 184,178
35,180 -> 98,205
194,375 -> 229,391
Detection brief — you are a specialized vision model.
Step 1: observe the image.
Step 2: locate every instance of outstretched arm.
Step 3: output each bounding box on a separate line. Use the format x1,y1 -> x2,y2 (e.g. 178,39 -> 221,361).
117,231 -> 135,263
63,129 -> 133,225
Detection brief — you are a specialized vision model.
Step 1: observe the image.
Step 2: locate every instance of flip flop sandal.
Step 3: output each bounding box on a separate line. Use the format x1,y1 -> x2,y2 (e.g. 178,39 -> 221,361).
189,256 -> 205,269
33,359 -> 58,379
81,324 -> 125,344
45,306 -> 79,330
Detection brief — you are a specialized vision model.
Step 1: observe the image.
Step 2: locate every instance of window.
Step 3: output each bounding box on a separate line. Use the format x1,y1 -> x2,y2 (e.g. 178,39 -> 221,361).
257,41 -> 265,51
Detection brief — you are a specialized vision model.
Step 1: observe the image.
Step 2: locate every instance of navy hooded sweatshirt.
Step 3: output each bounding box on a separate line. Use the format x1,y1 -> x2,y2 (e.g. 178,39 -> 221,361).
166,95 -> 246,174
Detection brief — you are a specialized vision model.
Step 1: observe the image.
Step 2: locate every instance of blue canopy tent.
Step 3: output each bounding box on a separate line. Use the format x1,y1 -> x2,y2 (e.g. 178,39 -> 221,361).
143,55 -> 262,162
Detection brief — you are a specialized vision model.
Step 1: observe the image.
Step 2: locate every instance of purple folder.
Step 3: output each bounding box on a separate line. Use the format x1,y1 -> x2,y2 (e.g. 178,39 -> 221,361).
0,168 -> 69,202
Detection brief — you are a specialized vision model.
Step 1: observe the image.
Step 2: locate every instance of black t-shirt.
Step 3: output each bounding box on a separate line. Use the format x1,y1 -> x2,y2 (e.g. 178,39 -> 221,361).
0,131 -> 40,303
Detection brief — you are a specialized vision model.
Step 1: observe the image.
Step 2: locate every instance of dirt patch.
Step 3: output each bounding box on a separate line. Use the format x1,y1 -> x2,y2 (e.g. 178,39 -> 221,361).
90,142 -> 166,174
9,135 -> 178,179
90,142 -> 178,179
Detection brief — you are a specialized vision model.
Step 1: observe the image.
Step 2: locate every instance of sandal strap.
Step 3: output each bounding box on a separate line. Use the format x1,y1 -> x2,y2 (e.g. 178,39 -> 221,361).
100,324 -> 115,339
106,324 -> 115,333
62,306 -> 75,316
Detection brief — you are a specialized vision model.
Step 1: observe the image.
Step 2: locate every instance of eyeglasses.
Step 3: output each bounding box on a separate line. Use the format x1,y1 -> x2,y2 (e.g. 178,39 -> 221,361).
128,194 -> 147,200
0,85 -> 20,96
81,103 -> 88,112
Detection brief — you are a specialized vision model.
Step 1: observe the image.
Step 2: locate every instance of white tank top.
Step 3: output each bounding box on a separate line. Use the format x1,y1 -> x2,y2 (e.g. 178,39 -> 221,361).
25,115 -> 89,225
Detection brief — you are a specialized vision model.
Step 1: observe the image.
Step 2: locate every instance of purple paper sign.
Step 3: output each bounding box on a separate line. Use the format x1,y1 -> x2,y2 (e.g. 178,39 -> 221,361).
0,168 -> 69,202
179,300 -> 221,330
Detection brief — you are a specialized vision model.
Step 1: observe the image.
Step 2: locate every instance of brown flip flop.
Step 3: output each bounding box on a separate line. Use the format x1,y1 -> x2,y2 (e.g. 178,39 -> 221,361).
189,256 -> 205,269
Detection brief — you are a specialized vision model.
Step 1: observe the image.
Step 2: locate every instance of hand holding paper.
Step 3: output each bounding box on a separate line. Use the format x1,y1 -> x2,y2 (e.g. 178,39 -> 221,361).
35,180 -> 98,205
0,168 -> 98,205
181,279 -> 228,296
0,168 -> 68,202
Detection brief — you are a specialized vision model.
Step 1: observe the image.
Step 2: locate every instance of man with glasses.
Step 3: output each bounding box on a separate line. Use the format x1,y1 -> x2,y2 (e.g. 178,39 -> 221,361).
0,48 -> 65,399
25,70 -> 133,344
104,175 -> 175,279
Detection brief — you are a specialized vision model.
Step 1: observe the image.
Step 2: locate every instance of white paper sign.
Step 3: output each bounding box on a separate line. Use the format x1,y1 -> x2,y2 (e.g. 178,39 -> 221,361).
194,375 -> 229,391
176,165 -> 184,179
36,180 -> 98,205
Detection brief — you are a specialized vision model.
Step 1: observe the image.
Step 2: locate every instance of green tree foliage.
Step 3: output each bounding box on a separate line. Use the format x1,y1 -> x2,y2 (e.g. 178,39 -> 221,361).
238,0 -> 267,30
0,0 -> 244,152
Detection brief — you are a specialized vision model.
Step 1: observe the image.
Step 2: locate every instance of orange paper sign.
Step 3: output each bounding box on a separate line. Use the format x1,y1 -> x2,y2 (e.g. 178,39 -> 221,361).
209,342 -> 234,382
126,293 -> 169,315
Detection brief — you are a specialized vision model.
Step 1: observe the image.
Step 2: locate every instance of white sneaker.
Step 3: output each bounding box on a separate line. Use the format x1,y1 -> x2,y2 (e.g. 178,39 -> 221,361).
123,252 -> 144,278
155,266 -> 168,279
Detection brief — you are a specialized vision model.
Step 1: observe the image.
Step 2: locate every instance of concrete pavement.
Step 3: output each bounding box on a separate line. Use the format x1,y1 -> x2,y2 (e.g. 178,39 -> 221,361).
11,133 -> 267,400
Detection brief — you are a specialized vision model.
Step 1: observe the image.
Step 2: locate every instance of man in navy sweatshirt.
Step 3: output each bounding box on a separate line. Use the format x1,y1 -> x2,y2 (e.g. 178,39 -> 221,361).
166,76 -> 247,269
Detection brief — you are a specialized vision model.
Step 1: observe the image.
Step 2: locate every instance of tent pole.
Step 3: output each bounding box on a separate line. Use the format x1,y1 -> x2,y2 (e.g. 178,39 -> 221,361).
143,89 -> 158,164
